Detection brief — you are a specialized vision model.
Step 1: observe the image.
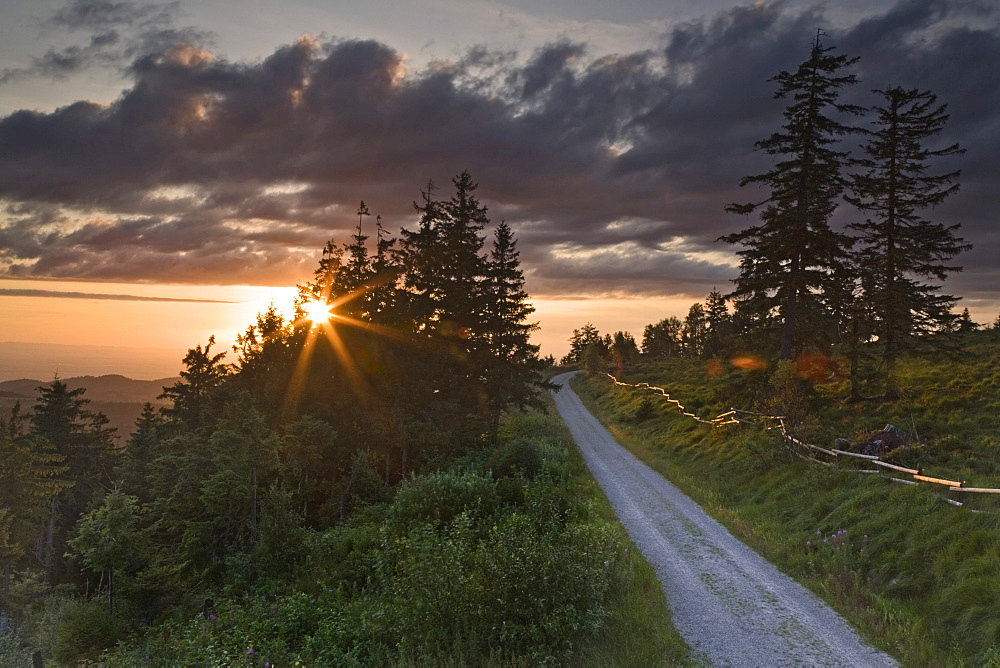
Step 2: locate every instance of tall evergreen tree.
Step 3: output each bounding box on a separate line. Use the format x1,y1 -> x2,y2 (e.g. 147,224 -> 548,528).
116,403 -> 163,502
437,170 -> 490,334
28,381 -> 116,584
0,411 -> 67,614
722,34 -> 863,359
398,180 -> 445,331
845,86 -> 968,397
481,221 -> 549,440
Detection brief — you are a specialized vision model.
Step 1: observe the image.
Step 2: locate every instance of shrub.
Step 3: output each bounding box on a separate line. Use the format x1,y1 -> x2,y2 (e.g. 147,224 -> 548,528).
0,633 -> 31,666
388,470 -> 500,532
51,598 -> 128,665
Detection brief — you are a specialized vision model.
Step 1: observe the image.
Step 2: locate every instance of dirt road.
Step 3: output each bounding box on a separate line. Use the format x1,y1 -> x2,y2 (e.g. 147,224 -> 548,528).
551,372 -> 896,666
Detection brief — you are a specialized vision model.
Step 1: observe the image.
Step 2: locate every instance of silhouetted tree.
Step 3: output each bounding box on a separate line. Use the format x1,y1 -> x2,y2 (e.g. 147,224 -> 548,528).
563,323 -> 603,365
159,337 -> 230,429
846,86 -> 968,397
482,221 -> 550,441
722,34 -> 863,359
682,303 -> 709,358
703,289 -> 732,358
641,317 -> 683,358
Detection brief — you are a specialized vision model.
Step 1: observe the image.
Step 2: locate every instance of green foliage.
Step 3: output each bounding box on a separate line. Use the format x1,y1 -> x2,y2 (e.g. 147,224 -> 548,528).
0,631 -> 31,665
52,597 -> 129,664
389,470 -> 500,532
105,413 -> 639,666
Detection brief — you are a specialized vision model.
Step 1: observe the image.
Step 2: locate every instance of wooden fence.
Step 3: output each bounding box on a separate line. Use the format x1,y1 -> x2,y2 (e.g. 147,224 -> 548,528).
606,373 -> 1000,509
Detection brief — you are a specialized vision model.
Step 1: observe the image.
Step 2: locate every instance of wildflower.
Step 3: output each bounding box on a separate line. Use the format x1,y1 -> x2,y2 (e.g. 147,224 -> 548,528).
806,541 -> 811,547
248,648 -> 255,655
209,614 -> 217,621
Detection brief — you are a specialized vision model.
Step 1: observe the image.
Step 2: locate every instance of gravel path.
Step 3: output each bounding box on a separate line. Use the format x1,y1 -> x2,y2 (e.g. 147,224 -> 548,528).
551,372 -> 896,667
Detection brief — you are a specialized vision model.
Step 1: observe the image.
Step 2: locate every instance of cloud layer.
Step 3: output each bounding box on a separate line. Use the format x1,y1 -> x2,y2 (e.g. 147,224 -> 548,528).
1,0 -> 998,302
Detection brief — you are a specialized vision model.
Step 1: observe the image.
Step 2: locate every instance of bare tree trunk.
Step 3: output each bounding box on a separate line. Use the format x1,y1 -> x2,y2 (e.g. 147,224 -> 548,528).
44,499 -> 56,585
250,467 -> 258,541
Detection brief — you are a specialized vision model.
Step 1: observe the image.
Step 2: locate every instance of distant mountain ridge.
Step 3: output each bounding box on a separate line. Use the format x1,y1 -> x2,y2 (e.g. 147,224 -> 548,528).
0,341 -> 184,383
0,374 -> 179,404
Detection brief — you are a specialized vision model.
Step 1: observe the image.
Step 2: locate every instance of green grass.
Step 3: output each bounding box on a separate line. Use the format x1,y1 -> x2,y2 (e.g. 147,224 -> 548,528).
570,337 -> 1000,666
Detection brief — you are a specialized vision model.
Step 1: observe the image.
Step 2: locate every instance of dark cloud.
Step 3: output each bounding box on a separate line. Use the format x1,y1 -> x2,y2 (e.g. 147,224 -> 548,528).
0,0 -> 997,306
0,288 -> 234,303
1,0 -> 212,84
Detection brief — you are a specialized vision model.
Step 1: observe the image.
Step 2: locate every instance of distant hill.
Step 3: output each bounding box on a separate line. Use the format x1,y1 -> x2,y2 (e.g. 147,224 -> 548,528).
0,373 -> 180,440
0,341 -> 184,382
0,374 -> 179,404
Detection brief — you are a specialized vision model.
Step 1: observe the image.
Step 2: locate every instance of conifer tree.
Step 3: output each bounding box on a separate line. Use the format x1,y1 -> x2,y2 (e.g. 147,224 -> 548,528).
722,34 -> 863,359
159,337 -> 230,429
398,180 -> 445,330
703,289 -> 732,358
482,221 -> 549,439
28,381 -> 116,584
641,317 -> 683,358
682,303 -> 709,358
438,170 -> 490,334
116,403 -> 163,502
0,412 -> 68,607
563,323 -> 603,364
845,86 -> 968,397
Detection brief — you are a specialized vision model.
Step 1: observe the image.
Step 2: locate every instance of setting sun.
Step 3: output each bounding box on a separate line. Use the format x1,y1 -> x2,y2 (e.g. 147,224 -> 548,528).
302,299 -> 332,324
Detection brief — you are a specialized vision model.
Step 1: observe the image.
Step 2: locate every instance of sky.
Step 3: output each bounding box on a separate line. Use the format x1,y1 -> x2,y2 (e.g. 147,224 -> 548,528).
1,0 -> 998,379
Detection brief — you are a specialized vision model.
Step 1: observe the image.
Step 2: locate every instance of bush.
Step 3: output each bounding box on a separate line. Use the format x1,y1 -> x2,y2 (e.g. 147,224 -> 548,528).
0,632 -> 31,666
389,470 -> 500,532
51,597 -> 128,665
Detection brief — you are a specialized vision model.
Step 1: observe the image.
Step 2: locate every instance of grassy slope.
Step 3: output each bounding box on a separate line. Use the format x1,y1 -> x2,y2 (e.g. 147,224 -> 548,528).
572,333 -> 1000,666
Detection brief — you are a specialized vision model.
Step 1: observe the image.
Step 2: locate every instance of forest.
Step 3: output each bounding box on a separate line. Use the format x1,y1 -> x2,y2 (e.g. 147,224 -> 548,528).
0,172 -> 651,665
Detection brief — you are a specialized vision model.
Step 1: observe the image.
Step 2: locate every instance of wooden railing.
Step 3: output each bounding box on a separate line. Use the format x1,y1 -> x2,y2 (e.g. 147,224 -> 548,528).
605,373 -> 1000,509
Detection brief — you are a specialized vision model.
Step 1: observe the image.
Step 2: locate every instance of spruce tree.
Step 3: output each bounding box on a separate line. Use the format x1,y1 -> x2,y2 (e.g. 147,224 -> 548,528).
563,323 -> 603,364
482,221 -> 549,440
641,317 -> 683,358
159,337 -> 230,429
703,289 -> 732,358
722,34 -> 863,359
28,381 -> 116,584
845,86 -> 968,397
0,412 -> 67,605
682,303 -> 709,358
438,171 -> 490,335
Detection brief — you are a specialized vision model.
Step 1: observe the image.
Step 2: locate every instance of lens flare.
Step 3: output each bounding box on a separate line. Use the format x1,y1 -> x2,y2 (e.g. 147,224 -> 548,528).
302,300 -> 332,324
